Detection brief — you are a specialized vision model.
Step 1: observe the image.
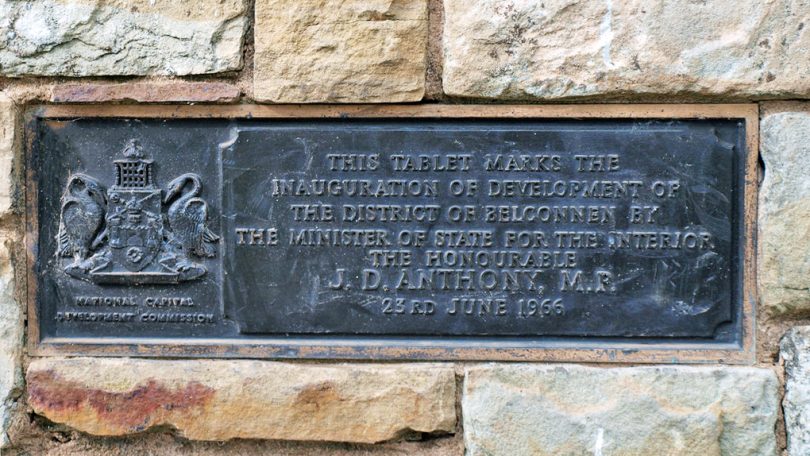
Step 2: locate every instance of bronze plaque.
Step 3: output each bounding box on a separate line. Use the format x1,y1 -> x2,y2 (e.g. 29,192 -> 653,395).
25,105 -> 758,363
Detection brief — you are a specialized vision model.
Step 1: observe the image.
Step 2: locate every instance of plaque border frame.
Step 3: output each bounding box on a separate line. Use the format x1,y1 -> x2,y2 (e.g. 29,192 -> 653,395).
24,104 -> 759,364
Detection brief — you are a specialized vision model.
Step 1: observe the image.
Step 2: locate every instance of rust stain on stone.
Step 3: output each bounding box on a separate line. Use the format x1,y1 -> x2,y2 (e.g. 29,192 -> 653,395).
27,369 -> 215,432
294,381 -> 341,409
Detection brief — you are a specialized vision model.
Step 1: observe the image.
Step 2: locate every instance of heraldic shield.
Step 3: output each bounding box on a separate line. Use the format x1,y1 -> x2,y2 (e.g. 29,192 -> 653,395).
106,188 -> 163,272
56,139 -> 220,285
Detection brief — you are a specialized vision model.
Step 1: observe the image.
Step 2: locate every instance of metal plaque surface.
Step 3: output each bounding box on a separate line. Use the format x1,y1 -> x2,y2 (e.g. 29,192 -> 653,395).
25,105 -> 757,362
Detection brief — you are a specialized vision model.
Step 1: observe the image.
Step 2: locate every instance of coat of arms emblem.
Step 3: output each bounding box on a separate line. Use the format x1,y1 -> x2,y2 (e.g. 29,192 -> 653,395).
57,139 -> 219,284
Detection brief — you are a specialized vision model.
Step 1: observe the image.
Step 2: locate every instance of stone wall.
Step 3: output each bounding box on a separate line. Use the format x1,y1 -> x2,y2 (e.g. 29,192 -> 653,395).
0,1 -> 809,455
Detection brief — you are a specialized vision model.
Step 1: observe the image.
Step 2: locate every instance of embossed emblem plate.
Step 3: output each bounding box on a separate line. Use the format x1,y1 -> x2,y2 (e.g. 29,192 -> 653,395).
26,105 -> 758,363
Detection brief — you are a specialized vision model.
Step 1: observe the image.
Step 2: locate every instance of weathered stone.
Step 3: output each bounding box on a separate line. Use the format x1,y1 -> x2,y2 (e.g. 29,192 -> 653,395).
51,82 -> 241,103
425,0 -> 444,100
0,1 -> 247,76
27,358 -> 456,443
0,233 -> 21,447
760,109 -> 810,316
463,364 -> 778,456
443,0 -> 810,100
254,0 -> 427,103
781,327 -> 810,455
0,94 -> 14,216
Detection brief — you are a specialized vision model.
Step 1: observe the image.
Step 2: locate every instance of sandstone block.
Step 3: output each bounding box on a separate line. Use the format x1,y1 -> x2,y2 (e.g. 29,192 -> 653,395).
443,0 -> 810,100
51,82 -> 241,103
760,109 -> 810,316
782,327 -> 810,455
27,358 -> 456,443
0,234 -> 21,447
254,0 -> 427,103
0,94 -> 13,216
0,1 -> 247,76
463,364 -> 777,456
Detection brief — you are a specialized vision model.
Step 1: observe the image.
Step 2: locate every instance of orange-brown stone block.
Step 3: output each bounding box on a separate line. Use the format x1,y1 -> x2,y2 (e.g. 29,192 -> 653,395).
254,0 -> 428,103
27,358 -> 456,443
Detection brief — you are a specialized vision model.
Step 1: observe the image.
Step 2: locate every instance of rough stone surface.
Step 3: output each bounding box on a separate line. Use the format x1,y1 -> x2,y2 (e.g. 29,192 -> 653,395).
781,327 -> 810,456
443,0 -> 810,100
0,94 -> 14,216
760,109 -> 810,316
27,358 -> 456,443
0,234 -> 21,447
0,1 -> 247,76
51,82 -> 241,103
463,364 -> 778,456
254,0 -> 428,102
